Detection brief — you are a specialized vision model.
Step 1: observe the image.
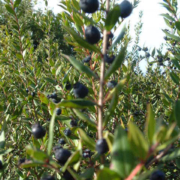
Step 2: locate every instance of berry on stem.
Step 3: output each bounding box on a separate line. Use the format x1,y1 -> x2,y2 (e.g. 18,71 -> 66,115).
73,82 -> 88,98
119,0 -> 133,18
79,0 -> 99,13
56,108 -> 61,115
55,148 -> 71,165
31,123 -> 46,139
150,170 -> 165,180
64,128 -> 71,136
96,138 -> 109,154
85,25 -> 100,44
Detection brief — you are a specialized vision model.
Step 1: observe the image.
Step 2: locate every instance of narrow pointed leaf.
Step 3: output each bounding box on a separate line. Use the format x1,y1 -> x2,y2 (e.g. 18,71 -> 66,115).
62,54 -> 98,79
146,104 -> 155,145
105,5 -> 121,31
128,122 -> 149,160
105,45 -> 127,80
47,110 -> 56,155
111,126 -> 135,178
62,25 -> 101,53
175,100 -> 180,128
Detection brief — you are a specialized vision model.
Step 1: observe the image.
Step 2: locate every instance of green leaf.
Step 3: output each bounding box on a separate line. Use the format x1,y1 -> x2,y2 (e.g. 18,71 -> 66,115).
57,99 -> 96,109
163,30 -> 180,42
109,26 -> 126,52
21,161 -> 44,168
80,168 -> 94,179
78,128 -> 96,151
0,148 -> 13,155
172,59 -> 180,70
160,13 -> 175,21
105,45 -> 127,80
105,5 -> 121,31
14,0 -> 22,8
62,54 -> 98,79
161,148 -> 180,162
170,72 -> 179,85
151,48 -> 156,57
62,150 -> 81,171
145,104 -> 155,145
73,109 -> 96,128
47,110 -> 56,155
26,145 -> 49,162
62,25 -> 101,53
38,92 -> 49,105
175,21 -> 180,31
175,100 -> 180,128
97,168 -> 121,180
104,78 -> 127,126
5,4 -> 16,16
111,126 -> 135,178
128,122 -> 149,160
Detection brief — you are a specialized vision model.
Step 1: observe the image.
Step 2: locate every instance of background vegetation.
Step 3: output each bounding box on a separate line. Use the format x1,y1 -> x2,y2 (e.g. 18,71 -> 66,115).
0,0 -> 180,179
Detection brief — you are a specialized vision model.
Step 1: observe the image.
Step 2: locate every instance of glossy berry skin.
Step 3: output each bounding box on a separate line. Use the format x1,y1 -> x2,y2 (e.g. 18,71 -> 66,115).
80,0 -> 99,13
65,82 -> 72,90
150,170 -> 165,180
26,88 -> 29,93
107,81 -> 117,89
18,158 -> 26,165
31,92 -> 35,97
41,175 -> 55,180
83,149 -> 91,158
96,138 -> 109,154
82,55 -> 91,63
56,108 -> 61,115
58,138 -> 66,145
51,98 -> 61,104
53,145 -> 62,152
50,92 -> 57,99
0,160 -> 3,170
55,148 -> 71,165
85,25 -> 100,44
70,120 -> 77,127
64,128 -> 71,136
63,170 -> 75,180
119,0 -> 133,18
32,123 -> 46,139
73,82 -> 88,98
104,54 -> 115,64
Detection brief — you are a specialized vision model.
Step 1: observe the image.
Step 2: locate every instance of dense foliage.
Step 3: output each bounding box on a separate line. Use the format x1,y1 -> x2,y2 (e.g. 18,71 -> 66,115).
0,0 -> 180,180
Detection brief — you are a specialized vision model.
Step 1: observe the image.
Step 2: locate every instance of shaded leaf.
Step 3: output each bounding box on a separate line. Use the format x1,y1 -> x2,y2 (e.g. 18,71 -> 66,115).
62,54 -> 98,79
105,5 -> 121,31
128,122 -> 149,160
111,126 -> 135,178
175,100 -> 180,128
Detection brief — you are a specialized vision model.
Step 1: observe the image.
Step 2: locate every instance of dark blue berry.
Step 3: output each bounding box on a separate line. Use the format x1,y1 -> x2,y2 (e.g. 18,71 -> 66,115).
65,82 -> 72,90
85,25 -> 100,44
107,81 -> 117,89
41,175 -> 55,180
31,123 -> 46,139
79,0 -> 99,13
58,138 -> 66,145
55,148 -> 71,165
56,108 -> 61,116
18,158 -> 26,165
73,82 -> 88,98
119,0 -> 133,18
82,55 -> 91,63
70,120 -> 77,127
64,128 -> 71,136
150,170 -> 165,180
96,139 -> 109,154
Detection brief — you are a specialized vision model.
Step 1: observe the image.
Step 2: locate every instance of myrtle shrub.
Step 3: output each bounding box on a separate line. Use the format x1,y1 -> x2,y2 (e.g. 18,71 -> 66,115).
0,0 -> 180,180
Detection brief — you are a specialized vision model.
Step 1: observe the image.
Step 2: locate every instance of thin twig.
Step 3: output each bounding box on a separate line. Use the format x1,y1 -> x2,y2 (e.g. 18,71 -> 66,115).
98,0 -> 110,140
